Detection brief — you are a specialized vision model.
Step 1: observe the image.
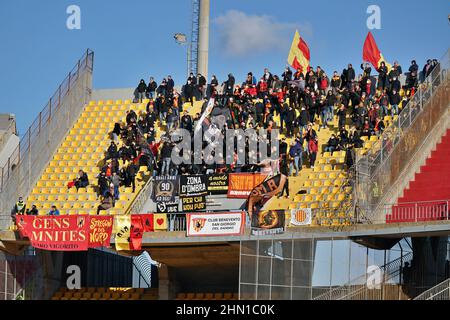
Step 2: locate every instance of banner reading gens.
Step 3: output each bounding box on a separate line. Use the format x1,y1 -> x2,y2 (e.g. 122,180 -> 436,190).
17,216 -> 89,251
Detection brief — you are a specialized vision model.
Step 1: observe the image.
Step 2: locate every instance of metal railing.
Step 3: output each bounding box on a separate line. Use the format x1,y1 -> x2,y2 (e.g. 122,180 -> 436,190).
127,176 -> 154,215
383,200 -> 449,224
339,252 -> 412,300
313,251 -> 413,300
309,163 -> 357,227
355,49 -> 450,221
414,278 -> 450,300
0,50 -> 94,227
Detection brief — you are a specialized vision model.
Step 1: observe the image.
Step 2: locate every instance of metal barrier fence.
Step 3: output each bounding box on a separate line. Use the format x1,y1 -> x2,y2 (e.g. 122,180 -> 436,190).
356,49 -> 450,221
376,199 -> 449,224
0,50 -> 94,228
414,278 -> 450,300
313,251 -> 413,300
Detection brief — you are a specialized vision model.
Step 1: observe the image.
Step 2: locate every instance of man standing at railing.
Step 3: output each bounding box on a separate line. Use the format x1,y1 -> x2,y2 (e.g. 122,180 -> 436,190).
11,197 -> 26,226
13,197 -> 26,216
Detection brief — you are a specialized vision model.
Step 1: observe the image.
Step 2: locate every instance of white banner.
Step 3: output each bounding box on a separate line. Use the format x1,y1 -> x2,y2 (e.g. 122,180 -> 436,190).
290,208 -> 312,226
186,212 -> 246,237
194,97 -> 215,134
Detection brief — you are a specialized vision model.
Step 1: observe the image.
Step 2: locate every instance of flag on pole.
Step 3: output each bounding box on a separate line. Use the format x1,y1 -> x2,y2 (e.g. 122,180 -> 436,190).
194,97 -> 215,134
363,31 -> 392,71
287,30 -> 310,73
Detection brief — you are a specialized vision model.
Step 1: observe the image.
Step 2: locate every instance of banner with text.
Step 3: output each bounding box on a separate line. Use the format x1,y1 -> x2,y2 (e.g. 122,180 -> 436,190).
152,176 -> 179,202
186,212 -> 246,237
156,201 -> 179,214
181,194 -> 207,212
180,175 -> 208,196
17,216 -> 89,251
228,174 -> 268,198
207,174 -> 229,195
88,216 -> 114,248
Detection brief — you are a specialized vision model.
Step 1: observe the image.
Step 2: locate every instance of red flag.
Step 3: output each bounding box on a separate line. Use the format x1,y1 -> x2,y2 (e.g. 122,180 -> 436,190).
141,214 -> 154,232
130,215 -> 144,251
363,32 -> 392,71
88,216 -> 114,248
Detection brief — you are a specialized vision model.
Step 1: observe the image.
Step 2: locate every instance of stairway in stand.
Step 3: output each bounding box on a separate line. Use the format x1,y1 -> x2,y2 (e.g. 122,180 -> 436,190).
388,129 -> 450,223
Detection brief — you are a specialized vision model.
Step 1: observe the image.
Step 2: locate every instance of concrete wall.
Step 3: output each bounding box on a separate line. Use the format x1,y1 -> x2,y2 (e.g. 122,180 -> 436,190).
91,88 -> 135,102
0,134 -> 19,169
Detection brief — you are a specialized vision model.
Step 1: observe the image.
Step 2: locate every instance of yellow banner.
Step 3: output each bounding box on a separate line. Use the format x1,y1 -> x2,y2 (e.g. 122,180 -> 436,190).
114,215 -> 131,251
153,214 -> 167,230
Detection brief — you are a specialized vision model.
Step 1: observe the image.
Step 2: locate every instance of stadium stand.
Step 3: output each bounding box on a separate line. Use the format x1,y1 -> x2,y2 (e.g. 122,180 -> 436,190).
25,100 -> 158,216
51,287 -> 158,300
175,292 -> 238,300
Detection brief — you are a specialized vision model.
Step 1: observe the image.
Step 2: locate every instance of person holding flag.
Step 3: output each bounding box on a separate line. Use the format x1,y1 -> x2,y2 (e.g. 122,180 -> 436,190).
287,30 -> 310,76
363,31 -> 392,89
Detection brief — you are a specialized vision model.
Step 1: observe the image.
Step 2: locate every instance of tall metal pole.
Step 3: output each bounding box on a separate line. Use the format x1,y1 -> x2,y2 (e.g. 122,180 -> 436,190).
197,0 -> 210,79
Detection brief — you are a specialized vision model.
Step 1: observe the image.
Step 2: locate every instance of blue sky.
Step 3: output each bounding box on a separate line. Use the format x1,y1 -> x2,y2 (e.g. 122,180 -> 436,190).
0,0 -> 449,135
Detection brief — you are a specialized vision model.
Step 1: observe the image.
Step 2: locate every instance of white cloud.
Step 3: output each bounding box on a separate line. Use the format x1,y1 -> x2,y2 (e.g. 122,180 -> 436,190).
214,10 -> 312,57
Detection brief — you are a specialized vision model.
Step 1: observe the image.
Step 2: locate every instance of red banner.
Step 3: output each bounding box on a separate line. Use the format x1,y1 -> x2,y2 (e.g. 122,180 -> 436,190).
141,214 -> 154,232
17,216 -> 89,251
130,215 -> 144,250
88,216 -> 114,248
227,174 -> 268,198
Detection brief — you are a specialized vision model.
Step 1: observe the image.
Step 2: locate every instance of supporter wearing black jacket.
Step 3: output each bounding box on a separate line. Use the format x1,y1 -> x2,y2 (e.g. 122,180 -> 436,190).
167,76 -> 175,92
223,74 -> 235,96
285,106 -> 296,138
127,162 -> 139,192
146,77 -> 158,98
377,62 -> 389,90
105,141 -> 118,161
181,111 -> 193,132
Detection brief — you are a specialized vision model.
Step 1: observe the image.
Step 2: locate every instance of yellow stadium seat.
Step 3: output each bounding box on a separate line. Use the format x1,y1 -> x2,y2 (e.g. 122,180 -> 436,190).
318,173 -> 327,179
313,180 -> 322,187
329,172 -> 338,179
303,181 -> 312,187
310,203 -> 319,209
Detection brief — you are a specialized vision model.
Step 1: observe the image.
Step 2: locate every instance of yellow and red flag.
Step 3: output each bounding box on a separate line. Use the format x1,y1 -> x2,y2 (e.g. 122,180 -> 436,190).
287,30 -> 310,73
363,31 -> 392,71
